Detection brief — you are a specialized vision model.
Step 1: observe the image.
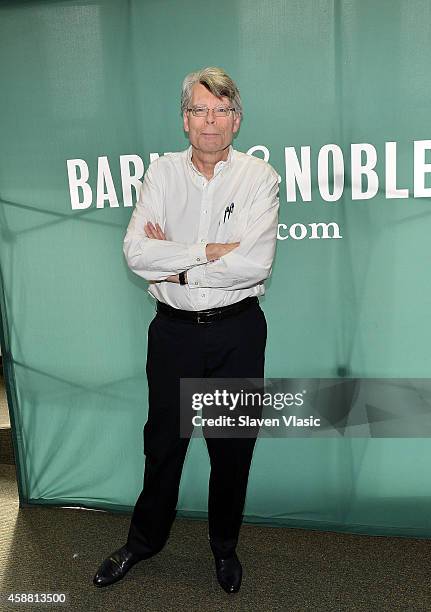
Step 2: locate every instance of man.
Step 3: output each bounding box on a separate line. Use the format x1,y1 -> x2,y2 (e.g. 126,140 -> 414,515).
93,66 -> 279,594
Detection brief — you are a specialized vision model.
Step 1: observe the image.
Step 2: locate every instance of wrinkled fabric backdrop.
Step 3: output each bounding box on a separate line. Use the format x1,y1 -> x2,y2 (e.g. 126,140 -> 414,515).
1,0 -> 431,537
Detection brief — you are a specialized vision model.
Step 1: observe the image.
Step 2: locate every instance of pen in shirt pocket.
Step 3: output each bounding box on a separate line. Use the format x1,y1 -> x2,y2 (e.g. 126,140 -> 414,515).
223,202 -> 234,223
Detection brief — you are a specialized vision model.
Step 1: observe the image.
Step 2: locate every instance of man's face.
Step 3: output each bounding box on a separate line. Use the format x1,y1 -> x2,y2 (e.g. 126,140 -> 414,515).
183,83 -> 241,154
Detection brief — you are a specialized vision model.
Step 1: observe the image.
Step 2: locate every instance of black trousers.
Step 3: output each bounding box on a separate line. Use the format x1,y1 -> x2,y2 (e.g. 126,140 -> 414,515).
126,298 -> 267,559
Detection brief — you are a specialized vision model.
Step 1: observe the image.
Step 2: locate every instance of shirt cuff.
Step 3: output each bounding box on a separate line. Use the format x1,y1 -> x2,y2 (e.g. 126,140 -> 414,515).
187,262 -> 206,289
187,242 -> 207,267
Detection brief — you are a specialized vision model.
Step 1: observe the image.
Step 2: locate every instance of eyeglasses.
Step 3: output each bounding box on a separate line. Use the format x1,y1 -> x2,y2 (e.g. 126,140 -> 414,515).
187,105 -> 236,117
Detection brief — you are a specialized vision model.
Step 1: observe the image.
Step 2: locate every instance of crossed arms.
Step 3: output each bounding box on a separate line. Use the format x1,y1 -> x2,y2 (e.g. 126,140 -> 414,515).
123,162 -> 280,291
143,221 -> 239,284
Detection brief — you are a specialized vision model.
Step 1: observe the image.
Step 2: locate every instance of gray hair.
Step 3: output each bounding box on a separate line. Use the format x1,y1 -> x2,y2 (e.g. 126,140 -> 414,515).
181,67 -> 243,116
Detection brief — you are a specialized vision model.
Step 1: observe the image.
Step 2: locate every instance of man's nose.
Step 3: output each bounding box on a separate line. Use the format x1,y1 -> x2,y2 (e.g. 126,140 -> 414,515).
205,109 -> 216,124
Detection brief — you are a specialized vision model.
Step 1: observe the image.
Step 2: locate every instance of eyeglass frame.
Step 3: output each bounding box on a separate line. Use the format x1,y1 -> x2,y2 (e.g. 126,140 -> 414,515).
187,105 -> 237,118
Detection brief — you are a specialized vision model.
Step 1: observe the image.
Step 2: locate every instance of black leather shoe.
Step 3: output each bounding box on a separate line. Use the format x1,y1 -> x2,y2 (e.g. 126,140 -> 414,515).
93,545 -> 144,587
214,552 -> 242,593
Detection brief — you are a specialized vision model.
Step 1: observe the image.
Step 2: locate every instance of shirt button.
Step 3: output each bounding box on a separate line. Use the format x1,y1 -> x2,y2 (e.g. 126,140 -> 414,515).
203,210 -> 207,214
196,257 -> 201,262
201,293 -> 206,298
194,281 -> 199,286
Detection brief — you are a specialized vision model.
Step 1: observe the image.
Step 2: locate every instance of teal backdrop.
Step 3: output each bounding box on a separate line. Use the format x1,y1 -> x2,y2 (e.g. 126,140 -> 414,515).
1,0 -> 431,537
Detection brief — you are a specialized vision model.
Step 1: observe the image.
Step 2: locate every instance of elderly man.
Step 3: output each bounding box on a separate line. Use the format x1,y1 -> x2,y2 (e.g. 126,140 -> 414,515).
93,66 -> 279,594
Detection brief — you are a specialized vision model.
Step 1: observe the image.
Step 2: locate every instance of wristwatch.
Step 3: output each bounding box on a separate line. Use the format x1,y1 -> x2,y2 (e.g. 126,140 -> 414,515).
179,271 -> 186,285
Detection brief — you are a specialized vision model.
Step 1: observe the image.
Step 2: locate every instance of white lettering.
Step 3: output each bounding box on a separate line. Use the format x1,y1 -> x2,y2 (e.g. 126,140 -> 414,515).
285,146 -> 311,202
67,159 -> 92,210
414,140 -> 431,197
277,223 -> 289,240
277,222 -> 342,240
308,222 -> 342,239
96,156 -> 119,208
385,142 -> 408,199
289,223 -> 308,240
120,155 -> 144,207
247,145 -> 270,162
351,143 -> 378,200
318,144 -> 344,202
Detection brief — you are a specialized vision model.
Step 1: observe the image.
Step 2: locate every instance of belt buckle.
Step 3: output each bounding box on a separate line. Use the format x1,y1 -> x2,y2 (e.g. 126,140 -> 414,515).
197,309 -> 218,324
197,312 -> 209,324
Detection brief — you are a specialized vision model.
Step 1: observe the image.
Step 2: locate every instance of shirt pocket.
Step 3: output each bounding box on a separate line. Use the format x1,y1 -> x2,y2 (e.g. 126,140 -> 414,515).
215,204 -> 245,242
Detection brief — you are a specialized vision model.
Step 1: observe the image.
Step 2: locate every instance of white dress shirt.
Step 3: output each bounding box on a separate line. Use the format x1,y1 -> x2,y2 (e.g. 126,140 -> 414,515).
123,145 -> 279,311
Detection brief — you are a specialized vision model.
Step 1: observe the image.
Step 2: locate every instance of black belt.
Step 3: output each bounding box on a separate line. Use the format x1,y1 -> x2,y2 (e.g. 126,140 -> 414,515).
156,296 -> 258,324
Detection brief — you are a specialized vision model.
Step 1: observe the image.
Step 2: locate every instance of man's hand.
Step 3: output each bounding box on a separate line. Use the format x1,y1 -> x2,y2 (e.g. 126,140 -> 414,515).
164,272 -> 185,283
206,242 -> 240,261
144,222 -> 165,240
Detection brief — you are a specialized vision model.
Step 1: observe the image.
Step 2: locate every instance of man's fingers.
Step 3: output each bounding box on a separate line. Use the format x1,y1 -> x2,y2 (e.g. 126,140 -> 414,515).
144,222 -> 156,238
145,222 -> 166,240
155,223 -> 166,240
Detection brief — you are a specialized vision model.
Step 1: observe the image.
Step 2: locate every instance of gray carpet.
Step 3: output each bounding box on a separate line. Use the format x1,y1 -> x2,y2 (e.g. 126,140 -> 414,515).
2,463 -> 431,611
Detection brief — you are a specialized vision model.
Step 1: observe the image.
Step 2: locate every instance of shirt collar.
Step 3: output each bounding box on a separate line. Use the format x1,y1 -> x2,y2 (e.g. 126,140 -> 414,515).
187,145 -> 233,178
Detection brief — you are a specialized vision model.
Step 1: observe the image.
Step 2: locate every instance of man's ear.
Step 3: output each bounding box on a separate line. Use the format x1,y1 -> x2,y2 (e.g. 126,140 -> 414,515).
232,113 -> 241,134
183,111 -> 189,133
